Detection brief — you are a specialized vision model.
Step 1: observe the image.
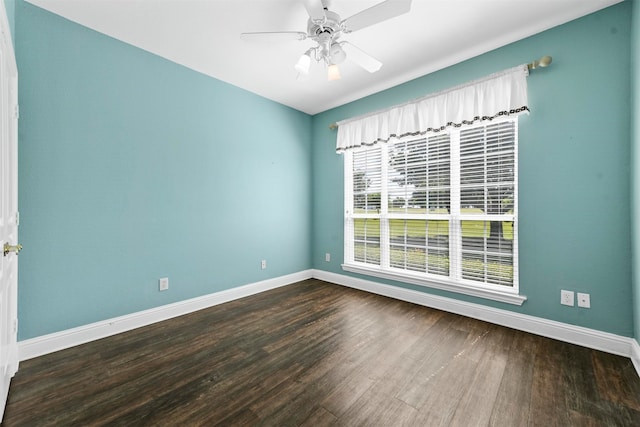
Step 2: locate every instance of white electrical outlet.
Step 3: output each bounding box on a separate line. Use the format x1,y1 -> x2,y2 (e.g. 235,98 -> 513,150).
560,290 -> 574,306
261,260 -> 267,269
325,253 -> 331,262
159,277 -> 169,291
577,292 -> 591,308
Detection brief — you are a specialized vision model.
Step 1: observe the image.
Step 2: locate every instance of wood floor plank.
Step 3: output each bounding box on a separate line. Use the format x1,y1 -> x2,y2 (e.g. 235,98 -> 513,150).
488,330 -> 537,426
593,349 -> 640,411
413,353 -> 481,425
529,337 -> 577,426
448,331 -> 508,425
338,387 -> 419,427
3,279 -> 640,426
395,316 -> 484,409
299,406 -> 338,427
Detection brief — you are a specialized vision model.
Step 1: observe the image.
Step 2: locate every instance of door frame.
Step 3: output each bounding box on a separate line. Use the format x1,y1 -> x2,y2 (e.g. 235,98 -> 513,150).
0,0 -> 18,421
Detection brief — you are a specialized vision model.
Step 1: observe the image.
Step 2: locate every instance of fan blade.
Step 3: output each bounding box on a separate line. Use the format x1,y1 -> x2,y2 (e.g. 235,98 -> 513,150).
240,32 -> 308,42
342,42 -> 382,73
303,0 -> 326,22
342,0 -> 412,33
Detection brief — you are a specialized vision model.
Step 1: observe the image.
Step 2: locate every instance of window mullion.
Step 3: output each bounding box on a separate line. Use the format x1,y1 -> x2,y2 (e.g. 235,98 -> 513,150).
512,120 -> 520,292
450,130 -> 461,281
344,151 -> 354,264
483,125 -> 489,282
380,144 -> 390,269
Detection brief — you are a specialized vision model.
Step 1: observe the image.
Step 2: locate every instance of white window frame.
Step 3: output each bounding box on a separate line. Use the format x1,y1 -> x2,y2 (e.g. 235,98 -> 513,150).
343,117 -> 526,305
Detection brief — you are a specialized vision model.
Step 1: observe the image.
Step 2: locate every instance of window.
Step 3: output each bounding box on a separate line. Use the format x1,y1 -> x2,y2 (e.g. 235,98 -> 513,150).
344,118 -> 521,303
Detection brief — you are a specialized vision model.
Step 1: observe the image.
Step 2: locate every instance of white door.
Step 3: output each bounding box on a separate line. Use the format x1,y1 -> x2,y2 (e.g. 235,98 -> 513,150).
0,1 -> 18,421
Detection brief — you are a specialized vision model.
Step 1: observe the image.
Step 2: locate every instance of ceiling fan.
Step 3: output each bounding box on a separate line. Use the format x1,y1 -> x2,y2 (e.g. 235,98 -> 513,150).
241,0 -> 412,81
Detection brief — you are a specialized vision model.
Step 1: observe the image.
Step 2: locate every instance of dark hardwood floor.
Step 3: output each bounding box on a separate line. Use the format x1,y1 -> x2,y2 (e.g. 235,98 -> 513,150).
4,279 -> 640,426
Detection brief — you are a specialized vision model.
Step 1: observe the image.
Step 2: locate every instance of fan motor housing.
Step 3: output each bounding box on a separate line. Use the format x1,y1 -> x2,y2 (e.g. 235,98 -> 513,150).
307,10 -> 342,39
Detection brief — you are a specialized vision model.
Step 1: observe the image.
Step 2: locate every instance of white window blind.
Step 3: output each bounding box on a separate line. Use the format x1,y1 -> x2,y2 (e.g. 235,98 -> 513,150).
458,120 -> 516,287
344,118 -> 521,303
350,145 -> 382,266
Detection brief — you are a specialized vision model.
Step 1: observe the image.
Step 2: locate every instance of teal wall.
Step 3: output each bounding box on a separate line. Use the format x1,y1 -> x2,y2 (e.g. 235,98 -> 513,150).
632,0 -> 640,342
312,2 -> 633,336
16,1 -> 312,339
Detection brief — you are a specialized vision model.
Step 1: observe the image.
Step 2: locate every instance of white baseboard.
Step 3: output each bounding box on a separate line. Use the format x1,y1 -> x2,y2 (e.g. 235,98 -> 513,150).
18,270 -> 313,361
312,269 -> 637,360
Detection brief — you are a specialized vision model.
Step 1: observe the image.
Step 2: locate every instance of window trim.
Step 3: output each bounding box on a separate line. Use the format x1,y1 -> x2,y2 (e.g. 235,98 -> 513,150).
342,263 -> 526,305
342,118 -> 525,306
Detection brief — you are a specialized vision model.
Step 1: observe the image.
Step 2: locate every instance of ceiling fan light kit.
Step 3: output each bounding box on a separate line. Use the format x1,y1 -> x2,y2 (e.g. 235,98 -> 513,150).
295,50 -> 313,75
242,0 -> 412,81
327,63 -> 341,81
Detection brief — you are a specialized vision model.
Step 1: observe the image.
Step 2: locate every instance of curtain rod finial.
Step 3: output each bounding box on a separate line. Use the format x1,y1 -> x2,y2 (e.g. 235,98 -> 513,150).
329,123 -> 338,130
528,55 -> 552,70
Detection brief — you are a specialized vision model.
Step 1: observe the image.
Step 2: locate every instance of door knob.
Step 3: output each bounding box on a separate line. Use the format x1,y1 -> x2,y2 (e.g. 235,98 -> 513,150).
3,243 -> 22,257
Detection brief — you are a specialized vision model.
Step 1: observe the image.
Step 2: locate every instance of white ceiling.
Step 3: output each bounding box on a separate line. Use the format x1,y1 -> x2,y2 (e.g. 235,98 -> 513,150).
26,0 -> 621,115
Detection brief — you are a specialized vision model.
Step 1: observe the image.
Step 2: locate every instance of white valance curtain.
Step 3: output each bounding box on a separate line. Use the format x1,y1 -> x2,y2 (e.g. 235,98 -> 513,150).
336,65 -> 529,152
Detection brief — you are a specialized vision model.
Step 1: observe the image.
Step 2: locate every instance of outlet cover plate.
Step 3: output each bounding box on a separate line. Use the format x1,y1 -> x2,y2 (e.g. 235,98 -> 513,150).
561,290 -> 574,306
159,277 -> 169,291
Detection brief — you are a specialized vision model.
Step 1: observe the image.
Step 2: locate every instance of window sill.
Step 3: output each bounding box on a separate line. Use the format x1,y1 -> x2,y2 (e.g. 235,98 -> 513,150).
341,263 -> 527,306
